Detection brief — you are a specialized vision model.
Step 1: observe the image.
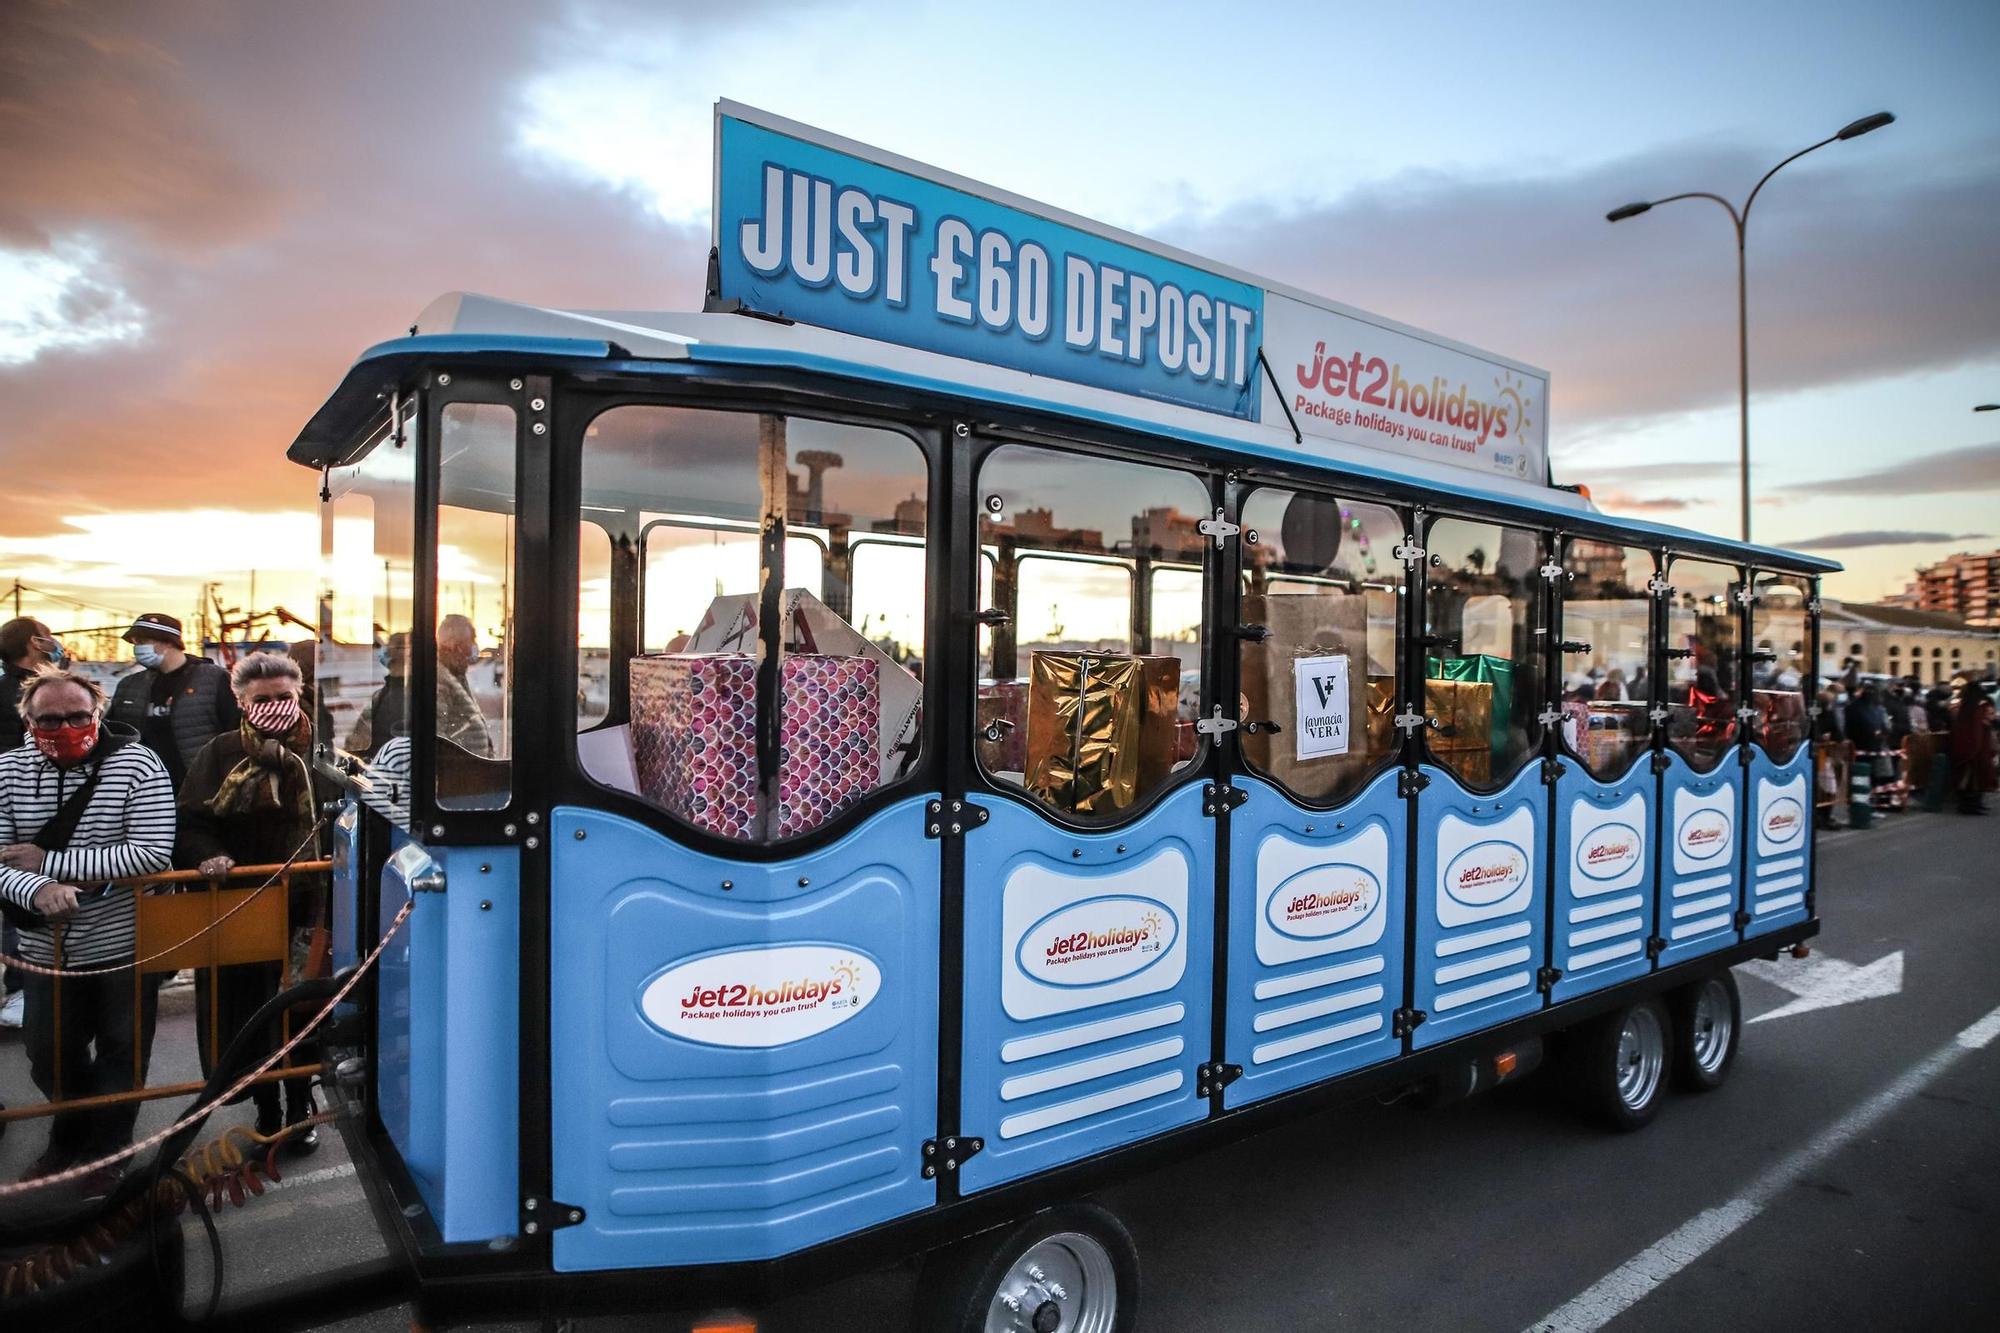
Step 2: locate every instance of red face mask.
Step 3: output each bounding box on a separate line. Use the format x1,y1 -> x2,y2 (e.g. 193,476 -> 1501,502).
33,720 -> 99,767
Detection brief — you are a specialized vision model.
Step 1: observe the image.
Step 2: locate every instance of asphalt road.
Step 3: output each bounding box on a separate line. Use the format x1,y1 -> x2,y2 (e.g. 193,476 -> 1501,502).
3,806 -> 1994,1332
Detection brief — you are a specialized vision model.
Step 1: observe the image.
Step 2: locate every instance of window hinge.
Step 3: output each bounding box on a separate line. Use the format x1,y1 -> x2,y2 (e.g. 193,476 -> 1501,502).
1398,768 -> 1431,798
1395,536 -> 1426,567
1194,705 -> 1238,737
1807,703 -> 1823,719
1650,750 -> 1672,775
1536,966 -> 1564,993
1807,597 -> 1822,615
1646,935 -> 1667,959
1539,561 -> 1566,582
921,1134 -> 984,1180
1394,710 -> 1433,736
1196,1062 -> 1243,1098
1541,756 -> 1567,784
1197,508 -> 1241,548
1537,707 -> 1565,729
1735,706 -> 1759,723
1733,910 -> 1753,930
926,799 -> 990,839
1649,705 -> 1671,723
1647,574 -> 1671,597
521,1196 -> 584,1236
1203,783 -> 1249,817
1734,585 -> 1757,606
1393,1007 -> 1428,1039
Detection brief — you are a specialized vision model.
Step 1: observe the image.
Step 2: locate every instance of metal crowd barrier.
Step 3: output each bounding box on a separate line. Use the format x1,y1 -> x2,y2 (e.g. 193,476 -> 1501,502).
0,860 -> 332,1127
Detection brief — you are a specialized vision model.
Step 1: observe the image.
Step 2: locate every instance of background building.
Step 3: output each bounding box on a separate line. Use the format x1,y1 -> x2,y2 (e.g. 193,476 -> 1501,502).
1820,599 -> 2000,682
1912,549 -> 2000,628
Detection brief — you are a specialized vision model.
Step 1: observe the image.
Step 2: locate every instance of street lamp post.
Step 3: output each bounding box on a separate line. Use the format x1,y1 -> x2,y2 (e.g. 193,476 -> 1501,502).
1607,112 -> 1895,544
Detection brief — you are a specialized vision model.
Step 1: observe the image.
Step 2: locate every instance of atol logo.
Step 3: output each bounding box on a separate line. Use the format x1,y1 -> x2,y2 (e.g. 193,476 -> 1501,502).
1575,822 -> 1643,882
640,945 -> 880,1048
1678,808 -> 1732,861
1019,896 -> 1179,988
1268,865 -> 1382,940
1763,796 -> 1804,844
1442,841 -> 1530,908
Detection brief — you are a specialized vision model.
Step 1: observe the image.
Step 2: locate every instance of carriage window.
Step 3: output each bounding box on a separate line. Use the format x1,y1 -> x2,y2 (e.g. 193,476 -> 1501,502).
1664,558 -> 1743,769
578,405 -> 927,842
1237,489 -> 1404,805
975,445 -> 1209,820
1559,541 -> 1655,778
434,402 -> 517,810
321,401 -> 416,770
1423,518 -> 1546,789
1749,572 -> 1810,763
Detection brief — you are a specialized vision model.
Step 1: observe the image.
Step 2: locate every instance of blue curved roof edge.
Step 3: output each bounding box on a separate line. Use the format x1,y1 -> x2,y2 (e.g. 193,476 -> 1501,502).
286,329 -> 1840,575
286,333 -> 615,466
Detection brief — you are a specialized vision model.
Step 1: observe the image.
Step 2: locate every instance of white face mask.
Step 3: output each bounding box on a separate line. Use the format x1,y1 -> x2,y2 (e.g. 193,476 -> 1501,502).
134,643 -> 165,670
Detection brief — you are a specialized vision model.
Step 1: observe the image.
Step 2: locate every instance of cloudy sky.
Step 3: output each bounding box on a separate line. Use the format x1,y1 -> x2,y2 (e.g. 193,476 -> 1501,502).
3,0 -> 1997,644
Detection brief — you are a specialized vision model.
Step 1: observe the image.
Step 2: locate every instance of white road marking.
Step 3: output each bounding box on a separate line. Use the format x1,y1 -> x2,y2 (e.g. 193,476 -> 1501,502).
1523,1001 -> 2000,1333
1738,949 -> 1903,1023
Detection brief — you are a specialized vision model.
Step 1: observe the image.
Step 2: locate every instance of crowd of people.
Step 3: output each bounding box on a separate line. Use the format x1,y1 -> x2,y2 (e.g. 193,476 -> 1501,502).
1814,669 -> 1998,815
0,612 -> 329,1195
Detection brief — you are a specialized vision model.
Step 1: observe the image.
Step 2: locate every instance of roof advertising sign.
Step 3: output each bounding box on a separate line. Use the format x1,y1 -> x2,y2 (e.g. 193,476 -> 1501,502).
714,105 -> 1264,420
1260,293 -> 1549,484
713,102 -> 1548,482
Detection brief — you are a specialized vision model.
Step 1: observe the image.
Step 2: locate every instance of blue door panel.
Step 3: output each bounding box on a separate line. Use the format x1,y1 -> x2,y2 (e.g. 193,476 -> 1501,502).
1411,763 -> 1547,1048
1744,745 -> 1812,938
1655,751 -> 1743,968
958,784 -> 1213,1194
549,797 -> 939,1271
1222,770 -> 1406,1109
1549,751 -> 1656,1003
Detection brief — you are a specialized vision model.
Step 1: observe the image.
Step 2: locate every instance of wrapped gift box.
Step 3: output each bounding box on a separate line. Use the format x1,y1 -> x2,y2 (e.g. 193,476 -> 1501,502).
1025,652 -> 1179,815
776,654 -> 880,838
1239,592 -> 1372,794
1427,653 -> 1516,758
1423,676 -> 1494,786
691,588 -> 923,783
629,653 -> 760,840
1365,675 -> 1398,756
977,678 -> 1029,775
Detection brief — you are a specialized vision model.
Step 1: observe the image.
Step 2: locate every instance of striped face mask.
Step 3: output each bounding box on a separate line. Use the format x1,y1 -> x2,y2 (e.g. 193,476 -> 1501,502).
246,697 -> 302,735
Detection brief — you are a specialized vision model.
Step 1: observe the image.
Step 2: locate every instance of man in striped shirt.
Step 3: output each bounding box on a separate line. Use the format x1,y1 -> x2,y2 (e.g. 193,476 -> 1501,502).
0,668 -> 175,1186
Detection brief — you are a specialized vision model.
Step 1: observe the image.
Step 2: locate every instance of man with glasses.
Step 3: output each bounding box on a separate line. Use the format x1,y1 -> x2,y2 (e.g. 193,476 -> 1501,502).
0,668 -> 175,1189
0,616 -> 68,1029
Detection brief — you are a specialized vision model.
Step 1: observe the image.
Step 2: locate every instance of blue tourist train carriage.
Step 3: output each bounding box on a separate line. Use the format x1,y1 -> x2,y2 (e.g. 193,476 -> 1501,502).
291,104 -> 1831,1331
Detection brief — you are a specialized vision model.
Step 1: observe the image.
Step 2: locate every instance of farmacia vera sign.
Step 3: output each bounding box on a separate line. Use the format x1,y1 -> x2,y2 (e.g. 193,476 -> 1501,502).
713,102 -> 1548,483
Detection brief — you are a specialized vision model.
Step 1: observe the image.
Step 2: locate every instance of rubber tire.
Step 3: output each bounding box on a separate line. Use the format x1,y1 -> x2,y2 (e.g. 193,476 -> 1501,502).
1671,969 -> 1741,1092
909,1201 -> 1139,1333
1568,996 -> 1672,1133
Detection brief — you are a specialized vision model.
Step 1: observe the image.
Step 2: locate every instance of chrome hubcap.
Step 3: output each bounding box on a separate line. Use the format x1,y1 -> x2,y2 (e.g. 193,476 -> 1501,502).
986,1231 -> 1118,1333
1690,978 -> 1734,1075
1615,1006 -> 1665,1111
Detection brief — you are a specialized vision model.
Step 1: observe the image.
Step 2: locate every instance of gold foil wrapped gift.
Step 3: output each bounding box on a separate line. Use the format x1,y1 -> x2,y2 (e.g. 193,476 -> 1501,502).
1025,652 -> 1179,815
1423,677 -> 1495,786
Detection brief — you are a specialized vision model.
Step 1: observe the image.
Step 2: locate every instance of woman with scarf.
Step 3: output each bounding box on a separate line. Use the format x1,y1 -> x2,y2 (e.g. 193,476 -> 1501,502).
177,652 -> 332,1152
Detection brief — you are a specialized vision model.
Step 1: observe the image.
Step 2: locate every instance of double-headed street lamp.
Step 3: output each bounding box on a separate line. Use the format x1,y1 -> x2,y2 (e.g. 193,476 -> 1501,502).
1607,111 -> 1895,544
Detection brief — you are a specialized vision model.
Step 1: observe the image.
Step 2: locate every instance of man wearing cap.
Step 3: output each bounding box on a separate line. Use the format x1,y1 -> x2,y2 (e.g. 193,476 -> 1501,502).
107,613 -> 240,789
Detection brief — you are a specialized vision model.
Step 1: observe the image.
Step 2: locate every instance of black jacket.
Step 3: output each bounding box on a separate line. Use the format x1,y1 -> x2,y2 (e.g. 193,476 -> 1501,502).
0,661 -> 30,752
108,656 -> 239,781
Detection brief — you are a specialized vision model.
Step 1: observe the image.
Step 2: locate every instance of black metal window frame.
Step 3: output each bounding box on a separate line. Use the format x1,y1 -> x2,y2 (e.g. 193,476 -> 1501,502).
1553,537 -> 1663,784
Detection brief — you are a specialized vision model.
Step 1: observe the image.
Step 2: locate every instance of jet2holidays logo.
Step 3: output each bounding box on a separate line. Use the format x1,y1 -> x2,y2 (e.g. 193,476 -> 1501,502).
717,116 -> 1264,419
